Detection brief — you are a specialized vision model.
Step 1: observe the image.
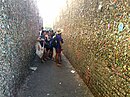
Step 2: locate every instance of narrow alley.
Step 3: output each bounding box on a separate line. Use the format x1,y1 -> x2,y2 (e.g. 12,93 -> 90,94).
17,54 -> 94,97
0,0 -> 130,97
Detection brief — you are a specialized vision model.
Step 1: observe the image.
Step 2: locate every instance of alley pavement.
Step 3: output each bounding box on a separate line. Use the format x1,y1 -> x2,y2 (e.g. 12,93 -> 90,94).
17,54 -> 94,97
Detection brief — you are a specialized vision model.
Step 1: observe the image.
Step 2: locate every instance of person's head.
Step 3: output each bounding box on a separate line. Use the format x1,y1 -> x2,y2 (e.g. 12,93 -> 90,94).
50,30 -> 53,33
46,30 -> 49,34
56,28 -> 63,35
42,30 -> 46,35
49,30 -> 54,35
41,27 -> 44,30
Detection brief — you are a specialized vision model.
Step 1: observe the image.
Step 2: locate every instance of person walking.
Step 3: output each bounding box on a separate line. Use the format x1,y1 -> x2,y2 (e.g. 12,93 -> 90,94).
55,29 -> 63,67
49,30 -> 55,59
44,30 -> 51,60
37,27 -> 46,62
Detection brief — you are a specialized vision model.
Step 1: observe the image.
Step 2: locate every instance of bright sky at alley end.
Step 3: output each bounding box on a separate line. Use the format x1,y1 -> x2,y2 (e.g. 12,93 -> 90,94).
37,0 -> 66,28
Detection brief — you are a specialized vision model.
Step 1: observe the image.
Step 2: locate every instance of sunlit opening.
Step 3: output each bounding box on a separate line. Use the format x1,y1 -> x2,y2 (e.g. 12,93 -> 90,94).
37,0 -> 66,28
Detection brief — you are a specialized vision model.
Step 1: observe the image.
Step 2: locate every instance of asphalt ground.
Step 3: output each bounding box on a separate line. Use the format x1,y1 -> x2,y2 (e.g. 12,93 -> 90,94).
17,54 -> 94,97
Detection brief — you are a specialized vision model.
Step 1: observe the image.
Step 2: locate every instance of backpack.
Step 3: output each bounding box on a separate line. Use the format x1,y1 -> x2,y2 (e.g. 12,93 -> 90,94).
51,36 -> 57,47
45,37 -> 50,49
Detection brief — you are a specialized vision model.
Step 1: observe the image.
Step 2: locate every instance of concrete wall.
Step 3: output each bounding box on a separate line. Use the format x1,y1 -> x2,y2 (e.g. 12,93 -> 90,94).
0,0 -> 39,96
54,0 -> 130,97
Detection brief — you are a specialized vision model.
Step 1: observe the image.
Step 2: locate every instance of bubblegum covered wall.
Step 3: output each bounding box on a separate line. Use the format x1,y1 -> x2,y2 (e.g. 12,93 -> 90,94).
54,0 -> 130,96
0,0 -> 39,96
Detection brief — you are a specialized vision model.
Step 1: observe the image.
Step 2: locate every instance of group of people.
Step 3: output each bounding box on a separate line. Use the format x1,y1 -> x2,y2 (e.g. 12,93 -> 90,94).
37,27 -> 64,67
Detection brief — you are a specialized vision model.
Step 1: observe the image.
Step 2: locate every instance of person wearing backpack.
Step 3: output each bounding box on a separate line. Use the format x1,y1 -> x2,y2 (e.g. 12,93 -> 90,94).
49,30 -> 56,59
55,29 -> 63,67
44,30 -> 51,60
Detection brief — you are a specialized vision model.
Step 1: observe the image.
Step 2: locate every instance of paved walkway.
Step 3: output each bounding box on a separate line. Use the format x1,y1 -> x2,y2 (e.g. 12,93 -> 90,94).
17,54 -> 94,97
